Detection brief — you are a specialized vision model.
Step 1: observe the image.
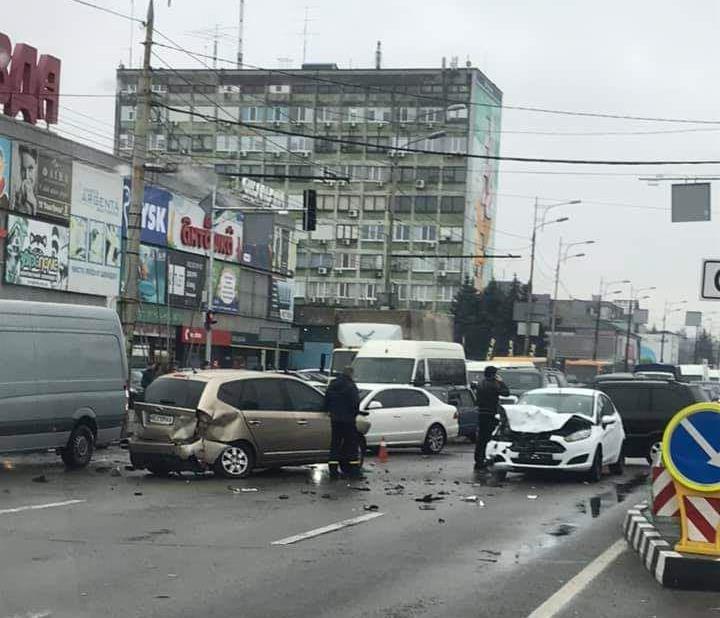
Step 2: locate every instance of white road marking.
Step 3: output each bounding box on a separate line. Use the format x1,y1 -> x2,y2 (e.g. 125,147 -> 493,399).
271,512 -> 384,546
0,499 -> 86,516
526,539 -> 626,618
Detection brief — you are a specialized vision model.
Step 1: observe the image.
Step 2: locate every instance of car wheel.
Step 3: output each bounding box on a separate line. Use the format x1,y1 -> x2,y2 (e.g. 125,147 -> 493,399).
60,423 -> 94,468
422,424 -> 446,454
214,443 -> 254,479
609,444 -> 625,476
646,440 -> 662,465
586,448 -> 603,483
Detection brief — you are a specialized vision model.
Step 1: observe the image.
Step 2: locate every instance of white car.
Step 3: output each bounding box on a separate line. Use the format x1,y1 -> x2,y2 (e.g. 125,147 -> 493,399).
358,385 -> 459,454
486,387 -> 625,482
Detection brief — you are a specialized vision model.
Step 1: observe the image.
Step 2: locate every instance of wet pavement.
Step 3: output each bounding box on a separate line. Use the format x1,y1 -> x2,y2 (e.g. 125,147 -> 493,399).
0,442 -> 687,618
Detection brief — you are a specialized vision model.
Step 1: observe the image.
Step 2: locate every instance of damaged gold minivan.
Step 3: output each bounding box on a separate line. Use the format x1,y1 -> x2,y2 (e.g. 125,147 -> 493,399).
128,370 -> 370,478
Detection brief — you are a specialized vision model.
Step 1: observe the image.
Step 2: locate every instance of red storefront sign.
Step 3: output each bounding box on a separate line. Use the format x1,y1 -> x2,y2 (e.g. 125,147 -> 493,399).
180,326 -> 231,346
0,32 -> 61,125
179,217 -> 235,257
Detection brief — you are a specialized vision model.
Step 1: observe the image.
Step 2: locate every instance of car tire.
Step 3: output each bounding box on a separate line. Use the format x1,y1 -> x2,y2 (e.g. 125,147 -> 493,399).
214,442 -> 255,479
609,444 -> 625,476
60,423 -> 95,469
586,448 -> 603,483
422,424 -> 447,455
646,440 -> 663,465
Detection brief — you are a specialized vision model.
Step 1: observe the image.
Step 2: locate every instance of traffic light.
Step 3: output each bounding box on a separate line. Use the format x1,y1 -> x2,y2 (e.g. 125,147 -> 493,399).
303,189 -> 317,231
204,310 -> 218,331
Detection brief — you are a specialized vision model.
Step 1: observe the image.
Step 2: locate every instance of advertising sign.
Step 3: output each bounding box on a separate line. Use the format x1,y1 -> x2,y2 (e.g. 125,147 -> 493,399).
242,213 -> 273,270
269,277 -> 295,322
11,143 -> 72,221
4,214 -> 69,289
211,261 -> 240,313
122,179 -> 170,246
138,244 -> 167,304
168,193 -> 243,263
168,250 -> 206,309
67,163 -> 122,296
0,136 -> 11,210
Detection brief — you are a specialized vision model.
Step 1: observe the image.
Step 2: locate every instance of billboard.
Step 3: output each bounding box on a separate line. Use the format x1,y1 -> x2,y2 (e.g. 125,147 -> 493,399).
4,214 -> 69,289
168,250 -> 206,309
67,163 -> 123,297
122,179 -> 170,246
242,213 -> 273,270
0,136 -> 10,210
269,277 -> 295,322
211,261 -> 241,313
10,142 -> 72,221
138,244 -> 167,304
168,193 -> 243,263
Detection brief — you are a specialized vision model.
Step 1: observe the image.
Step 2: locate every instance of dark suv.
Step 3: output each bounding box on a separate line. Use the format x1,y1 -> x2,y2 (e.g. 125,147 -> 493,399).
595,377 -> 708,462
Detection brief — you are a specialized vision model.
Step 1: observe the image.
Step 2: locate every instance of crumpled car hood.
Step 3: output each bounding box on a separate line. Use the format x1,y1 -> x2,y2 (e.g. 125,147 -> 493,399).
503,404 -> 587,433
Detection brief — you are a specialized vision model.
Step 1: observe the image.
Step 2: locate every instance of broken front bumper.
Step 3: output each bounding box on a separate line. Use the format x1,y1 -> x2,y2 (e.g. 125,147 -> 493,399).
486,438 -> 593,471
128,437 -> 227,472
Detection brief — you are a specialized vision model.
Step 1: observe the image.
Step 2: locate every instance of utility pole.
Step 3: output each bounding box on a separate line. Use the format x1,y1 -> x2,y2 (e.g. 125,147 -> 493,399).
237,0 -> 244,68
660,302 -> 668,362
523,198 -> 539,355
121,0 -> 154,371
624,289 -> 634,371
548,237 -> 562,366
204,186 -> 217,365
383,156 -> 398,309
592,278 -> 603,361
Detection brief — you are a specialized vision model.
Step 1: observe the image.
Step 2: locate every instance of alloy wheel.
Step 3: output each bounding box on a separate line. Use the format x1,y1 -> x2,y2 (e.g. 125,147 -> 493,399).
220,446 -> 249,477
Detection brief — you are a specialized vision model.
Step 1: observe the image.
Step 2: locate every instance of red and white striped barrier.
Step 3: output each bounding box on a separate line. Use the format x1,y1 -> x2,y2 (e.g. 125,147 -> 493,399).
652,463 -> 679,518
682,496 -> 720,545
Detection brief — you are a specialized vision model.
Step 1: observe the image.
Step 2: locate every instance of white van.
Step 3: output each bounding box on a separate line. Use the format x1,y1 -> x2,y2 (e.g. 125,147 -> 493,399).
466,359 -> 535,385
352,340 -> 467,387
0,300 -> 128,467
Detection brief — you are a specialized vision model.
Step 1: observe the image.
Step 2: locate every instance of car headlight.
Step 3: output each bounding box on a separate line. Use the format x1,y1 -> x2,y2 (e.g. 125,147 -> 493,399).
564,428 -> 592,443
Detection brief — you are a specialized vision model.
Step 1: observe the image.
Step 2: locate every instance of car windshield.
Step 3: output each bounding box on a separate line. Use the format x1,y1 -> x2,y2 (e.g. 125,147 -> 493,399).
144,378 -> 207,409
498,370 -> 543,393
352,358 -> 415,384
331,350 -> 358,374
519,393 -> 595,419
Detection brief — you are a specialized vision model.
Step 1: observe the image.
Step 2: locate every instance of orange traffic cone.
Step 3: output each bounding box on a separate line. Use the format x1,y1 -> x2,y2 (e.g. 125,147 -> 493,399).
378,437 -> 389,464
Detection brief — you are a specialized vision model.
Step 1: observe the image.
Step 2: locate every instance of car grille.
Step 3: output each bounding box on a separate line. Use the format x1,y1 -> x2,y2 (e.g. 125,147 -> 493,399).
510,439 -> 566,454
510,456 -> 561,466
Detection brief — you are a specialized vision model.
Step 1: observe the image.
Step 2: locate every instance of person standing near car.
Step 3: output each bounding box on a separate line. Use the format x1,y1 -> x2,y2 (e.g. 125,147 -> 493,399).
473,366 -> 509,471
323,366 -> 363,479
141,361 -> 159,390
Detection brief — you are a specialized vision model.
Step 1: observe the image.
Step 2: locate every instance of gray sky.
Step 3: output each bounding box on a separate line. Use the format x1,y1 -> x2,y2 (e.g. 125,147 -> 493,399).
7,0 -> 720,332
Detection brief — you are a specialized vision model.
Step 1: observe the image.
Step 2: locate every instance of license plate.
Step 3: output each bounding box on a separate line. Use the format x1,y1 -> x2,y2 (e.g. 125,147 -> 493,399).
518,453 -> 552,463
148,413 -> 174,426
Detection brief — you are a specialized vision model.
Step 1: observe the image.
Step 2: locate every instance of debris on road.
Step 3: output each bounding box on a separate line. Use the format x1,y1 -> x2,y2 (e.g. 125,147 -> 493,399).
320,493 -> 333,499
547,523 -> 576,537
125,465 -> 135,471
347,485 -> 371,491
363,504 -> 379,511
418,504 -> 436,510
31,475 -> 48,483
480,549 -> 501,556
134,491 -> 143,496
438,518 -> 446,524
462,495 -> 485,506
527,495 -> 538,500
110,467 -> 122,477
278,494 -> 289,500
94,465 -> 111,473
415,494 -> 444,503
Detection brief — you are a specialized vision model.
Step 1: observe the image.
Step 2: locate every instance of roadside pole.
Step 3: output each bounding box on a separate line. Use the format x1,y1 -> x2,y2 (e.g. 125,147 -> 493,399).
592,277 -> 603,361
523,197 -> 539,355
120,0 -> 154,372
204,185 -> 217,364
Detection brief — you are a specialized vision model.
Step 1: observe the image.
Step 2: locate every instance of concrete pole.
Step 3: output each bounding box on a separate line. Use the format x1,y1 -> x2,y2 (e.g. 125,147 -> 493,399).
523,197 -> 539,355
204,186 -> 217,365
548,237 -> 562,366
592,278 -> 603,361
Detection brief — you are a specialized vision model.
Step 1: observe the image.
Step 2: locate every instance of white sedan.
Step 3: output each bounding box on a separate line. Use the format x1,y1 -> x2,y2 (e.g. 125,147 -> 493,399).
358,385 -> 459,454
486,387 -> 625,482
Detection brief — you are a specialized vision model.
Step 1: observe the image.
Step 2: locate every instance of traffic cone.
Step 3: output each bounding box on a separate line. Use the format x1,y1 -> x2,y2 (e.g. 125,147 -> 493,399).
378,437 -> 389,464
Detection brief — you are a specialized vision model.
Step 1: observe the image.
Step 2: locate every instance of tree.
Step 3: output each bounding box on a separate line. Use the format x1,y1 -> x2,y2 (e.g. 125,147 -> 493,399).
695,329 -> 716,364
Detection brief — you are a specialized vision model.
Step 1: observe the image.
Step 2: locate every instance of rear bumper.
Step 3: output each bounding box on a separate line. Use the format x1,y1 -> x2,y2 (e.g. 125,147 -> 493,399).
128,438 -> 226,471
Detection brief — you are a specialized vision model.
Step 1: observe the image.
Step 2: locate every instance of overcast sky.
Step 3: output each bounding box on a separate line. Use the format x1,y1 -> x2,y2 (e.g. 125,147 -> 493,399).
6,0 -> 720,332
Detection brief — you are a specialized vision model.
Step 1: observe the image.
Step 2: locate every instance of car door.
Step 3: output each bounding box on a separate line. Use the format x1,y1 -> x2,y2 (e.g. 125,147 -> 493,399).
387,388 -> 432,443
237,378 -> 299,463
364,389 -> 403,444
598,394 -> 623,464
283,379 -> 330,460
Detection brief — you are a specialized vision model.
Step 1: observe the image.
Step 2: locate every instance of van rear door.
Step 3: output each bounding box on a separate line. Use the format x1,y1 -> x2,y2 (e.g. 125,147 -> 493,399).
134,378 -> 207,443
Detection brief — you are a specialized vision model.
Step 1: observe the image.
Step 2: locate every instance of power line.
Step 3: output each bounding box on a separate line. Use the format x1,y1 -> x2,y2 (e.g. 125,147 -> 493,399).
65,0 -> 143,23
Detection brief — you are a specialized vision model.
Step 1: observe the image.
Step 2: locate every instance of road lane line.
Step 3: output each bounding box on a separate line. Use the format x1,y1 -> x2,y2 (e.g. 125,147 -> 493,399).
0,499 -> 86,515
271,512 -> 384,546
526,539 -> 626,618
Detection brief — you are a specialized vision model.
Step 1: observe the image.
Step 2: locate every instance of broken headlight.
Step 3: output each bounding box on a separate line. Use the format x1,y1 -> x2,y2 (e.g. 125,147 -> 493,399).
564,428 -> 592,443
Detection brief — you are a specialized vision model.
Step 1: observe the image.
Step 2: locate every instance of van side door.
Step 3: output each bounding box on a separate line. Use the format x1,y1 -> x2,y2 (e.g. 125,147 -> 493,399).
0,330 -> 39,452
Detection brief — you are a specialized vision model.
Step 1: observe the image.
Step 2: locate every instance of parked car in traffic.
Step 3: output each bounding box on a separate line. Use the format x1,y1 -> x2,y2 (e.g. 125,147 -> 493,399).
434,386 -> 478,442
357,385 -> 458,454
0,300 -> 127,468
486,388 -> 625,482
595,376 -> 708,462
129,370 -> 370,478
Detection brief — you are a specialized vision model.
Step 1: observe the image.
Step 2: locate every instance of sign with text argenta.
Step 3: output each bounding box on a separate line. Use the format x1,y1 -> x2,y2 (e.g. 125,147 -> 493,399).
0,32 -> 61,125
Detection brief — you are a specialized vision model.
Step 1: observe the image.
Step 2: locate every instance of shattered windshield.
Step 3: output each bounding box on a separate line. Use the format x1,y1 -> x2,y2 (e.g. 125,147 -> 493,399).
518,393 -> 595,419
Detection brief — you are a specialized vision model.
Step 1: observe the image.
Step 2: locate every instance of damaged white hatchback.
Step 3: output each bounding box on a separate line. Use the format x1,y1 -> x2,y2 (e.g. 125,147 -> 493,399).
486,388 -> 625,482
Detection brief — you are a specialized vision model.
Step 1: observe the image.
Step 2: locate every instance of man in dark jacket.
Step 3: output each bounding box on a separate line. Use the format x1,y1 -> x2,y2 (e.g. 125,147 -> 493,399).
324,366 -> 362,478
473,366 -> 509,471
141,362 -> 159,390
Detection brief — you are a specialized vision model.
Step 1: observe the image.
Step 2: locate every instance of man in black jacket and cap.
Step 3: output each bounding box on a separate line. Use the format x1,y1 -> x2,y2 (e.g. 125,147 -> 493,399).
473,365 -> 509,471
324,366 -> 362,478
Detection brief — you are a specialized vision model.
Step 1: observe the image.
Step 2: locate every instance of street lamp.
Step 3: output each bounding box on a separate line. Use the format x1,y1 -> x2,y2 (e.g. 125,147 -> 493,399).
660,300 -> 687,362
592,278 -> 630,360
523,199 -> 581,355
383,130 -> 446,309
624,284 -> 656,370
547,239 -> 595,364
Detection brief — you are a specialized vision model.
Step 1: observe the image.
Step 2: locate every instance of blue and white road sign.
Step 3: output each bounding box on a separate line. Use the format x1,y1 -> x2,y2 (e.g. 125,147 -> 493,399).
663,403 -> 720,493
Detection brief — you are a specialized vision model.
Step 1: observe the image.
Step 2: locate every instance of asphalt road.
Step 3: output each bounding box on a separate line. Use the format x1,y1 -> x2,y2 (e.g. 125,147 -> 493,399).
0,442 -> 715,618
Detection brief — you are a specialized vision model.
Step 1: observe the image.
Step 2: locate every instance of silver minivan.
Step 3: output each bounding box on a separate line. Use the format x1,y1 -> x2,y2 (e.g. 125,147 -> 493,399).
0,300 -> 128,467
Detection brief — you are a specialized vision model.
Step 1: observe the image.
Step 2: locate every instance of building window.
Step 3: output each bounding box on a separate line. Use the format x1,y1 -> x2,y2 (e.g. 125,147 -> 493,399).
216,134 -> 238,152
367,107 -> 392,123
366,166 -> 388,182
289,136 -> 313,152
316,107 -> 338,123
337,282 -> 357,298
308,281 -> 332,299
419,107 -> 443,123
269,106 -> 289,122
394,224 -> 410,241
440,196 -> 465,213
338,195 -> 361,212
242,106 -> 264,123
309,253 -> 334,268
396,196 -> 412,213
398,167 -> 415,182
360,224 -> 384,241
345,107 -> 364,123
265,135 -> 290,153
416,167 -> 441,184
414,225 -> 437,242
360,283 -> 378,300
147,134 -> 166,151
168,135 -> 191,153
291,106 -> 314,123
336,224 -> 358,240
438,257 -> 462,272
168,106 -> 192,122
360,254 -> 383,270
411,285 -> 433,301
439,226 -> 463,242
120,106 -> 135,122
335,253 -> 357,271
397,284 -> 408,300
413,257 -> 434,272
415,195 -> 438,214
398,107 -> 417,123
218,84 -> 241,94
367,136 -> 391,153
217,106 -> 240,122
151,83 -> 168,94
240,135 -> 264,152
192,135 -> 213,152
447,136 -> 468,153
447,104 -> 468,121
318,194 -> 335,211
120,82 -> 137,94
363,195 -> 387,212
437,285 -> 458,302
442,167 -> 466,183
119,134 -> 133,150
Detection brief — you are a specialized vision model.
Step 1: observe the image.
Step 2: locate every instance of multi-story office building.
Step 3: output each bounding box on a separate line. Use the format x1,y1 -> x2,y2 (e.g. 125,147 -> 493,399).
115,62 -> 502,312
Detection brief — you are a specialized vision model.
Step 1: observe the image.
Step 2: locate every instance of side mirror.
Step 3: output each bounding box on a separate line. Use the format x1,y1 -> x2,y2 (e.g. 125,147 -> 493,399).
367,400 -> 383,410
602,415 -> 617,428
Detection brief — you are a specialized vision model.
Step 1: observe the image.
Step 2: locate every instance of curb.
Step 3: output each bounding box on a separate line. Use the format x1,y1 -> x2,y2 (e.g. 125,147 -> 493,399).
623,502 -> 720,591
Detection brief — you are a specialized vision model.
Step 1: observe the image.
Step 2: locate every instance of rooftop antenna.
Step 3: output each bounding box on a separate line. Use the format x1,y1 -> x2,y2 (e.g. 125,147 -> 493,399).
128,0 -> 135,68
302,6 -> 310,64
375,41 -> 382,69
237,0 -> 244,68
213,24 -> 219,69
466,55 -> 472,68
